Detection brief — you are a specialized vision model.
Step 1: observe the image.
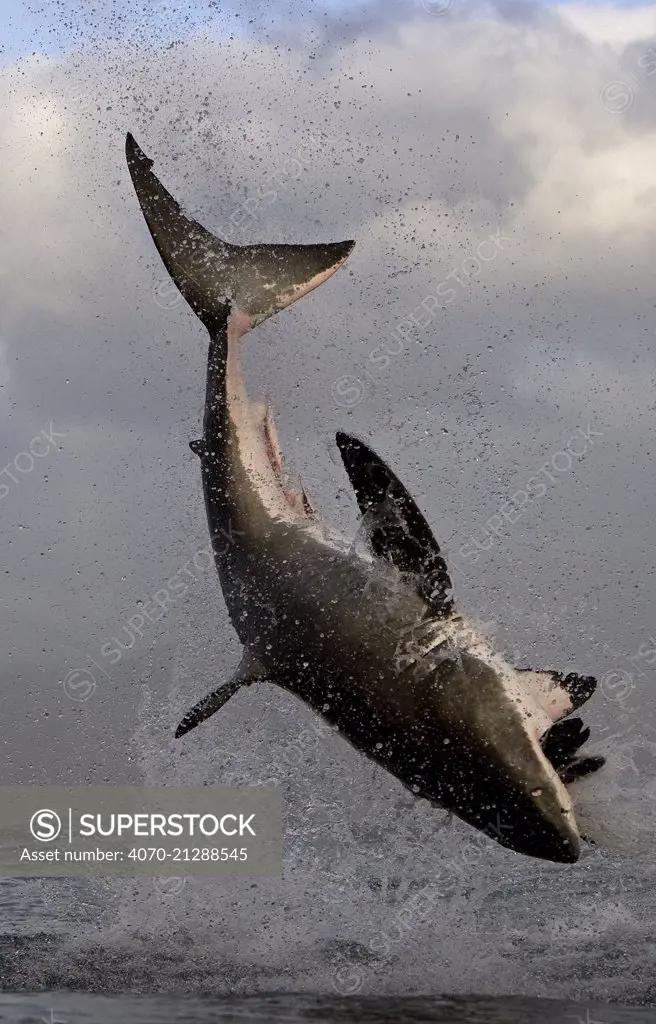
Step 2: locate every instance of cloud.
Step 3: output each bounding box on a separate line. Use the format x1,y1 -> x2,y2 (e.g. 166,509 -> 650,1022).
0,16 -> 653,496
3,1 -> 656,1000
558,2 -> 656,46
2,0 -> 656,887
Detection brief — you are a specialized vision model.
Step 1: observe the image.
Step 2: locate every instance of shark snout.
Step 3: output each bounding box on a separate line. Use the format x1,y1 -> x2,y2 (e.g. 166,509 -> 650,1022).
514,788 -> 581,864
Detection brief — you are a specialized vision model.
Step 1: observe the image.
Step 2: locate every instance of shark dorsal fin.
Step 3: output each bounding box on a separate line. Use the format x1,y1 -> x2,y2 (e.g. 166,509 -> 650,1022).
175,651 -> 266,738
336,432 -> 453,618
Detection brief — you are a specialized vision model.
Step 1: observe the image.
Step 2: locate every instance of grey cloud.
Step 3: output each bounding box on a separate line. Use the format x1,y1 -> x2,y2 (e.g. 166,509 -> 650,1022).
4,9 -> 656,998
2,9 -> 656,799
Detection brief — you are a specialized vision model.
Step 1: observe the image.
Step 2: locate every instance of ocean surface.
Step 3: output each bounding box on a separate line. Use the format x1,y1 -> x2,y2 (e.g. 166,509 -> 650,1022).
2,756 -> 656,1019
3,644 -> 656,1018
1,991 -> 656,1023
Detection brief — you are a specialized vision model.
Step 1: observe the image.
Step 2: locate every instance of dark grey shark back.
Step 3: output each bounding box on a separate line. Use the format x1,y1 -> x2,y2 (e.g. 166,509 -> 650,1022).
125,133 -> 354,330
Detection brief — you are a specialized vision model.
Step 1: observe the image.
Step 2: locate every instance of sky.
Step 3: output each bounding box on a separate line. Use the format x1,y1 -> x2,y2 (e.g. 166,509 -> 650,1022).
4,0 -> 656,770
2,0 -> 655,62
2,0 -> 656,773
5,0 -> 656,1001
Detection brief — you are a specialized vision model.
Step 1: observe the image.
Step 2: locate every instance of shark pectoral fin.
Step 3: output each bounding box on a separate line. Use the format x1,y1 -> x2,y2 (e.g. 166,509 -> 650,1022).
175,678 -> 245,738
541,717 -> 590,765
558,756 -> 605,785
518,668 -> 598,723
540,716 -> 606,785
336,431 -> 453,617
174,653 -> 266,738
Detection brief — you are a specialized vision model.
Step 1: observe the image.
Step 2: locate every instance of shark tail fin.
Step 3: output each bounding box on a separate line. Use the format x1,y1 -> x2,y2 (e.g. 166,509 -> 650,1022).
125,133 -> 354,333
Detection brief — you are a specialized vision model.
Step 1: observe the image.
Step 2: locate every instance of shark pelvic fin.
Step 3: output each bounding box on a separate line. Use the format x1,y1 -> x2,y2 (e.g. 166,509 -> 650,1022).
126,133 -> 354,333
300,482 -> 316,516
336,431 -> 453,618
175,651 -> 266,738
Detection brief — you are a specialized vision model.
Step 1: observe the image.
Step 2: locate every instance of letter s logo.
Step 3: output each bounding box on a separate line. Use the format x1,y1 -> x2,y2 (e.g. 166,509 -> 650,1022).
30,809 -> 62,842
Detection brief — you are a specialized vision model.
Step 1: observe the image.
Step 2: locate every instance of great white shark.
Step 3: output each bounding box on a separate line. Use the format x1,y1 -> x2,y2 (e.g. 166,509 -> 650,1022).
126,132 -> 604,864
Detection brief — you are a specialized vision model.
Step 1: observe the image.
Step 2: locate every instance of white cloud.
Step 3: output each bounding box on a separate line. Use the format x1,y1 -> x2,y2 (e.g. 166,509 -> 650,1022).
558,2 -> 656,47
